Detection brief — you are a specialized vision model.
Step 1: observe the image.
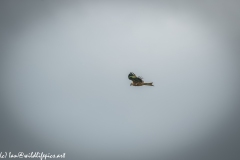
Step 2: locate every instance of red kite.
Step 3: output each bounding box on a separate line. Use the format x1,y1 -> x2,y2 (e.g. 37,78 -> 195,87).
128,72 -> 153,86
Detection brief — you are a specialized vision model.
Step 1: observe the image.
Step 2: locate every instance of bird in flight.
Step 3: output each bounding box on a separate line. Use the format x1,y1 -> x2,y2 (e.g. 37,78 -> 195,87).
128,72 -> 154,86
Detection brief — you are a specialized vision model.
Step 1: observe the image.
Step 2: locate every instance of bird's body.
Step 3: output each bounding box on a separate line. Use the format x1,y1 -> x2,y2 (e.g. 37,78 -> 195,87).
128,72 -> 154,86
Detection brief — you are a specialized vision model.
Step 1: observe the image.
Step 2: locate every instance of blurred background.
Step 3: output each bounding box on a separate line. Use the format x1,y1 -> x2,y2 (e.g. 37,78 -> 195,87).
0,0 -> 240,160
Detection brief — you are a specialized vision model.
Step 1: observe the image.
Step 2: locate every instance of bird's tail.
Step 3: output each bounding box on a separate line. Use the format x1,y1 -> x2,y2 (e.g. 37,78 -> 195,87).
143,82 -> 154,86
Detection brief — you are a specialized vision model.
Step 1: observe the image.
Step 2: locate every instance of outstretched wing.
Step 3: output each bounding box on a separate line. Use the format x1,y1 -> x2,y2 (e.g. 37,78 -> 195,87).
128,72 -> 143,83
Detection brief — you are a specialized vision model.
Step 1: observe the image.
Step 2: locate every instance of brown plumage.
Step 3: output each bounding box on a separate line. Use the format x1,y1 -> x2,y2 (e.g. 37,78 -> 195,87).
128,72 -> 154,86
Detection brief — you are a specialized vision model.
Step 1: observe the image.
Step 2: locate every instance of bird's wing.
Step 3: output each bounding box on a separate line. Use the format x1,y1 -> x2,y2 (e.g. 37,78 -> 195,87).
128,72 -> 143,83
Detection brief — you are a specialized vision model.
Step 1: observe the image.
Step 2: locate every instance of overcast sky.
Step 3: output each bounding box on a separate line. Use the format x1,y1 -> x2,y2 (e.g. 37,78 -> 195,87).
0,1 -> 240,160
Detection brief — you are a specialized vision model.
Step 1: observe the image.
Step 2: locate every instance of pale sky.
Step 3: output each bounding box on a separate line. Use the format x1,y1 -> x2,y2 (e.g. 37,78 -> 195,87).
0,1 -> 240,160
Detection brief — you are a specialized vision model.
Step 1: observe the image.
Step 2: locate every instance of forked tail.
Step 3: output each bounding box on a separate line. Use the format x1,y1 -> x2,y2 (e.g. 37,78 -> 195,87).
143,82 -> 154,86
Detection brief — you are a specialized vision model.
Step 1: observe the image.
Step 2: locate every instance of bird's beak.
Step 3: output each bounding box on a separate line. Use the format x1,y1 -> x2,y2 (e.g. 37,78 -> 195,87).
130,83 -> 132,86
